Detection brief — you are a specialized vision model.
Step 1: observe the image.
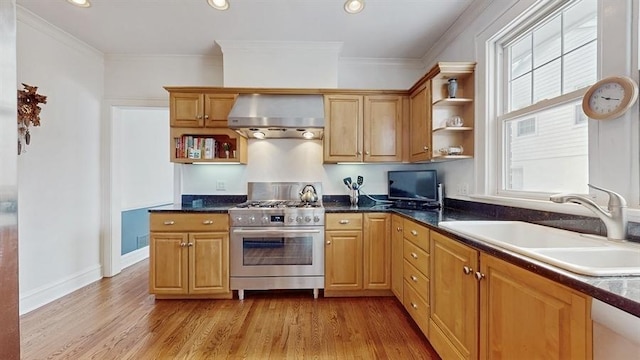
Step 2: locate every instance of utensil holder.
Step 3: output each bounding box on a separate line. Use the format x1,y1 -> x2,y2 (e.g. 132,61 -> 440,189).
350,189 -> 359,207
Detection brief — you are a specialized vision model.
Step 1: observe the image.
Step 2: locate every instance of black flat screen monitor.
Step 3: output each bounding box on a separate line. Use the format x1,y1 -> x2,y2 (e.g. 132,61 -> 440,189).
387,170 -> 438,202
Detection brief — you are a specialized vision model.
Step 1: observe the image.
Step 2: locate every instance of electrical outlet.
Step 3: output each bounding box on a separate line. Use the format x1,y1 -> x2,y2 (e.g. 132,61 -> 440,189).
460,183 -> 469,196
216,181 -> 226,191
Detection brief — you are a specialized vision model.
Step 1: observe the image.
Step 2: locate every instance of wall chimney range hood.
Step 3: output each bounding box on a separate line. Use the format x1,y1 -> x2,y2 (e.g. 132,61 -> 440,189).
228,94 -> 325,139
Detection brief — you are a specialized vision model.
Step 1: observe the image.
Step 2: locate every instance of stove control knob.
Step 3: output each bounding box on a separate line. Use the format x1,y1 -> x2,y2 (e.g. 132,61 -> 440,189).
314,216 -> 320,223
262,216 -> 269,224
304,216 -> 312,223
249,216 -> 256,224
235,216 -> 242,224
296,216 -> 303,223
288,216 -> 295,223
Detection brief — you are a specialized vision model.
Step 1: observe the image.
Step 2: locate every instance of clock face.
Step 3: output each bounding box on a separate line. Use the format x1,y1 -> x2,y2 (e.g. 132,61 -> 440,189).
589,82 -> 625,116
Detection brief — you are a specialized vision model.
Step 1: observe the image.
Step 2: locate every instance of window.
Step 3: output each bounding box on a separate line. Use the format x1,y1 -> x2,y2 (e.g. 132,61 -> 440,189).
498,0 -> 597,196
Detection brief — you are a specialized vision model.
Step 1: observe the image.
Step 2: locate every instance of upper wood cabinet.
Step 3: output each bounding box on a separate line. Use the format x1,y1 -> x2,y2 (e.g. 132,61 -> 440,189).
409,83 -> 432,162
170,92 -> 238,128
324,94 -> 404,163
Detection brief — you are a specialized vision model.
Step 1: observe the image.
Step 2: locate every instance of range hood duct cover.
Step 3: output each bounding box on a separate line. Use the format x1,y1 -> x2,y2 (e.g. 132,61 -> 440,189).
228,94 -> 325,139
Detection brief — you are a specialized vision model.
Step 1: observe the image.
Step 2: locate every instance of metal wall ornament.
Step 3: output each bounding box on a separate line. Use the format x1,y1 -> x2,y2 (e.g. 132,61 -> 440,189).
17,83 -> 47,154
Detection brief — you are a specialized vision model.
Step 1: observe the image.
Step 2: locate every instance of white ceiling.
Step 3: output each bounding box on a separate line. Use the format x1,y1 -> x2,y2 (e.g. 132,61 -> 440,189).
16,0 -> 474,59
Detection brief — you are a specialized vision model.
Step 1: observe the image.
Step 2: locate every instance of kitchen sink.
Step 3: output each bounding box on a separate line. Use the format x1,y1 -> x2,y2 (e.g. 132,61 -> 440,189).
439,221 -> 640,276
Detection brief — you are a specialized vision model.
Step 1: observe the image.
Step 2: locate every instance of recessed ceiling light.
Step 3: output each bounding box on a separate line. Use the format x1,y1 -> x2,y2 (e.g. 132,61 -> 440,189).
302,131 -> 315,139
207,0 -> 230,11
344,0 -> 365,14
67,0 -> 91,8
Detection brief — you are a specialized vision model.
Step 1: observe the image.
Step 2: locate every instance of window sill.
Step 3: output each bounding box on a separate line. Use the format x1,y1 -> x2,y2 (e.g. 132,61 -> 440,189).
448,194 -> 640,223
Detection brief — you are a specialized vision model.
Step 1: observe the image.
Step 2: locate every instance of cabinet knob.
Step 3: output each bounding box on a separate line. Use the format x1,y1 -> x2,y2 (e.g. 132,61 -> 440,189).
204,115 -> 209,119
365,151 -> 370,155
475,272 -> 485,281
463,266 -> 473,275
410,252 -> 418,259
196,115 -> 203,119
202,220 -> 214,225
187,242 -> 194,247
411,302 -> 418,310
326,240 -> 331,245
410,275 -> 418,282
339,220 -> 350,224
423,146 -> 429,151
396,227 -> 402,232
411,230 -> 418,236
356,151 -> 362,156
180,242 -> 187,247
164,221 -> 175,225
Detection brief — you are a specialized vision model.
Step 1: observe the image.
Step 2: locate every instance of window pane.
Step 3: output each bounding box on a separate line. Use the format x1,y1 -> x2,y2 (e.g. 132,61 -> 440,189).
511,34 -> 532,79
510,74 -> 531,111
533,58 -> 561,103
503,100 -> 588,193
564,0 -> 597,53
563,41 -> 597,92
533,16 -> 561,67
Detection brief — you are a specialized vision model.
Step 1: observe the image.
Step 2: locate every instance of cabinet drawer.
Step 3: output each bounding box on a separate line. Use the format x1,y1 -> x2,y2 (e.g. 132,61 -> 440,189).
150,213 -> 229,232
403,239 -> 429,276
404,279 -> 430,336
325,213 -> 363,230
403,219 -> 429,252
403,260 -> 429,301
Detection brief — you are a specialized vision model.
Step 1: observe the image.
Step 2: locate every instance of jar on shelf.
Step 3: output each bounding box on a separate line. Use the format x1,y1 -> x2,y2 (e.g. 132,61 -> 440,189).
447,78 -> 458,98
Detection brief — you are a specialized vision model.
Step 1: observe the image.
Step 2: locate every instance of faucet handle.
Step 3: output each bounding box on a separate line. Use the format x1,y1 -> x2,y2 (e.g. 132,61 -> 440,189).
588,184 -> 627,208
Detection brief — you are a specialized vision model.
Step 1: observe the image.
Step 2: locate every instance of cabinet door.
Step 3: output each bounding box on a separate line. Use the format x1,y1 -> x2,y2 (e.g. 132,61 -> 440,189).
363,95 -> 403,162
325,230 -> 363,291
170,92 -> 204,127
429,231 -> 479,360
363,213 -> 391,290
149,232 -> 189,295
391,215 -> 404,300
323,95 -> 363,162
479,254 -> 591,360
204,93 -> 237,128
409,84 -> 432,162
188,232 -> 229,295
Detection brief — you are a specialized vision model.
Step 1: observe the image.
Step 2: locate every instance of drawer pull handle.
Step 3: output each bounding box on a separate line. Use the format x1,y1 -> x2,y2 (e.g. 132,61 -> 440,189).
411,302 -> 418,310
463,266 -> 473,275
202,220 -> 214,225
339,220 -> 350,224
164,221 -> 175,225
410,275 -> 418,282
411,230 -> 418,236
411,252 -> 418,259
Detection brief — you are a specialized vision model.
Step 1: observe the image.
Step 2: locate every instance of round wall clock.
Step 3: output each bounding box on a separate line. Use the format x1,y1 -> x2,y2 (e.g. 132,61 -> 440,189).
582,76 -> 639,120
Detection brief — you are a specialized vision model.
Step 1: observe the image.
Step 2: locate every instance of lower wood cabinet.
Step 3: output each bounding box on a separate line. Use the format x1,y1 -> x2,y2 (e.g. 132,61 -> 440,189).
391,215 -> 404,301
429,230 -> 592,360
149,213 -> 231,299
324,213 -> 391,296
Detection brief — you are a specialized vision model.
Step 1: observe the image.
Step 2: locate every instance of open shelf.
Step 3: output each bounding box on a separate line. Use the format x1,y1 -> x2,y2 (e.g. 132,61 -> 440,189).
432,126 -> 473,133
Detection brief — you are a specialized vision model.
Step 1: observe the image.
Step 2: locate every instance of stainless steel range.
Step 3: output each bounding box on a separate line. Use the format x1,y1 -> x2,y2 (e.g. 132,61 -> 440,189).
229,182 -> 324,300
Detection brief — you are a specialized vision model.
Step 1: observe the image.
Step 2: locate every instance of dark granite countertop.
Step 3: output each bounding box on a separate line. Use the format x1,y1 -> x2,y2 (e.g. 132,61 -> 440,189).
149,201 -> 640,318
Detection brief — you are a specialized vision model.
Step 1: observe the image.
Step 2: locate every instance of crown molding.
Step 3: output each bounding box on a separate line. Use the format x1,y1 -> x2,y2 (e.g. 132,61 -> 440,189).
216,40 -> 343,54
17,5 -> 103,62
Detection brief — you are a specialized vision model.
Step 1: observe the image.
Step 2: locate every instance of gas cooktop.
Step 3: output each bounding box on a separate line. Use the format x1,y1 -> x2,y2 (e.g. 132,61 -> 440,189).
234,200 -> 322,209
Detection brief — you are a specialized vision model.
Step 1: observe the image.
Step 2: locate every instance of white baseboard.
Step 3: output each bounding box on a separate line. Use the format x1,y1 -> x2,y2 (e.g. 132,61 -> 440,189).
19,265 -> 102,315
120,246 -> 149,269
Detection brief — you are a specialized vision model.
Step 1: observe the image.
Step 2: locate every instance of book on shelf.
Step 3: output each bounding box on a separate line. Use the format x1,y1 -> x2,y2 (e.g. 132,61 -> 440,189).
175,135 -> 216,159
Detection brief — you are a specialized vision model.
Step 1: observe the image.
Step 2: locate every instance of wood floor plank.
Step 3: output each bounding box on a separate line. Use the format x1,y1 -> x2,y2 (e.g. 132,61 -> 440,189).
21,260 -> 440,359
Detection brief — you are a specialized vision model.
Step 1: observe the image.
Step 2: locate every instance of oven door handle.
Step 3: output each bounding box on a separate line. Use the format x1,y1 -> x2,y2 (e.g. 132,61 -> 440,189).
232,229 -> 322,235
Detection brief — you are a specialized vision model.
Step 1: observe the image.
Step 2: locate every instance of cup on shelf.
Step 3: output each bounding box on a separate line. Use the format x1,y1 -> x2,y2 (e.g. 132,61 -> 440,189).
446,115 -> 463,127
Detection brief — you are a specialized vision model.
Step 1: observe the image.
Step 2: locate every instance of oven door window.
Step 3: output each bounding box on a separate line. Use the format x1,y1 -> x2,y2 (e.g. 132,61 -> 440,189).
243,235 -> 312,266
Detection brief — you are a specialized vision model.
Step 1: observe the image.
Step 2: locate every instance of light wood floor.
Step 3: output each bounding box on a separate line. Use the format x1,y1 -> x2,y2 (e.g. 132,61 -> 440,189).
20,260 -> 440,359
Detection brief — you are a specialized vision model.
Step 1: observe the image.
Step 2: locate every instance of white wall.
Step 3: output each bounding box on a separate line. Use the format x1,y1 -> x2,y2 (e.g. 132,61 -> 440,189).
17,8 -> 104,314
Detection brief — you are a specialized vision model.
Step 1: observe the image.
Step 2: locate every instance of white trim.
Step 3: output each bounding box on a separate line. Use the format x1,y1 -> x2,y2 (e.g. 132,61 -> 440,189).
120,246 -> 149,270
19,265 -> 102,315
16,6 -> 103,60
216,40 -> 344,53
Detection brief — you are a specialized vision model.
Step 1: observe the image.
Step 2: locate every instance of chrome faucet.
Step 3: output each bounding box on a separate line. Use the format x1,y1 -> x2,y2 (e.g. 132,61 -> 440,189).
550,184 -> 628,240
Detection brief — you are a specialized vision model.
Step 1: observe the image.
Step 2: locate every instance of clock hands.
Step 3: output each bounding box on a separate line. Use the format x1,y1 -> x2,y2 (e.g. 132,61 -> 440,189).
600,96 -> 620,101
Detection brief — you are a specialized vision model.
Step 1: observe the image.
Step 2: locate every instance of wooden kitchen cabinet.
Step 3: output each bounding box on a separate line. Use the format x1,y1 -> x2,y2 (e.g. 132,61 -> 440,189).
324,213 -> 391,296
430,62 -> 475,160
391,215 -> 404,301
479,254 -> 591,360
323,94 -> 404,163
402,218 -> 431,336
149,213 -> 231,299
429,230 -> 479,360
409,83 -> 432,162
170,92 -> 237,128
